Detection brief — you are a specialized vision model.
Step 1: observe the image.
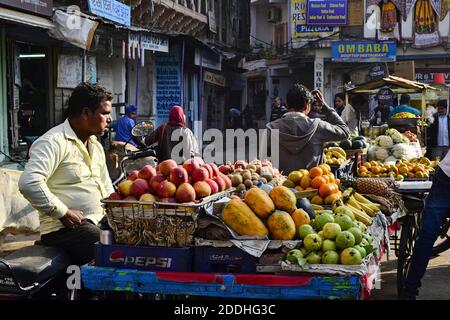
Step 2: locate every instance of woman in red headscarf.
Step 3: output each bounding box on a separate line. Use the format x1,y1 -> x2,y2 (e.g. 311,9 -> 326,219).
145,105 -> 199,163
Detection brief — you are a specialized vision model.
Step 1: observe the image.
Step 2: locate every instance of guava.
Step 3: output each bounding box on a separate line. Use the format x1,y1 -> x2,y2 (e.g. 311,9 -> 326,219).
340,248 -> 362,265
348,227 -> 363,245
303,233 -> 323,252
335,214 -> 354,231
298,224 -> 315,239
321,250 -> 340,264
322,223 -> 342,240
316,212 -> 335,230
336,231 -> 356,250
322,239 -> 337,252
306,251 -> 322,264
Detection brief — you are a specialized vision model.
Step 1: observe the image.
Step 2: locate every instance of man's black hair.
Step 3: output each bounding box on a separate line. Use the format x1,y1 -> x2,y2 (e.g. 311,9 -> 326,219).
437,99 -> 448,109
400,94 -> 411,105
67,82 -> 113,118
334,93 -> 345,101
286,83 -> 313,111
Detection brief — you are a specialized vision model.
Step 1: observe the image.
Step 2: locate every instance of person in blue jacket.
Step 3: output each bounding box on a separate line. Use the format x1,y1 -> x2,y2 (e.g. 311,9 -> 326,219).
114,105 -> 138,147
389,94 -> 422,118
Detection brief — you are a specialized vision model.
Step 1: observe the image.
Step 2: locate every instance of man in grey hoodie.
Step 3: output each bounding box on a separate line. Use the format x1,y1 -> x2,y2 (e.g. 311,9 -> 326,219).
266,84 -> 350,174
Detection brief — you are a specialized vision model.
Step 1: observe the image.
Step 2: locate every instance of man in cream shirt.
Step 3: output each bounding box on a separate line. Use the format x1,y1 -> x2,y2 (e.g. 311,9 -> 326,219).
403,152 -> 450,299
19,82 -> 114,265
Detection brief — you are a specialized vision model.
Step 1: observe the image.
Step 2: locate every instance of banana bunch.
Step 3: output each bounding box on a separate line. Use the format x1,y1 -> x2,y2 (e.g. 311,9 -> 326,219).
324,147 -> 346,166
312,204 -> 325,211
338,188 -> 381,226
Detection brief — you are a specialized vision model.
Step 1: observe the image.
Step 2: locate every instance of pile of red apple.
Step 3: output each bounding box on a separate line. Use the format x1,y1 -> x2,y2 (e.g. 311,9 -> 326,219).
109,157 -> 232,205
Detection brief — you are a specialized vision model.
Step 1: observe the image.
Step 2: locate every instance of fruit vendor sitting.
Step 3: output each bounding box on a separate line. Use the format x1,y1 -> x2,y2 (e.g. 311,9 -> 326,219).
266,84 -> 350,173
18,83 -> 115,266
389,94 -> 422,118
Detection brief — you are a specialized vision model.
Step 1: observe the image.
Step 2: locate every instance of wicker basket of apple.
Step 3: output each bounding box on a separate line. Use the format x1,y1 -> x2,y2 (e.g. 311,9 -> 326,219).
103,157 -> 234,247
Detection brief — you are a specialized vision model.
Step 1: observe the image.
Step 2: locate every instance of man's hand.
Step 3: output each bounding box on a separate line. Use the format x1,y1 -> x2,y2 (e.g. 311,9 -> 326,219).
60,209 -> 84,229
311,90 -> 332,112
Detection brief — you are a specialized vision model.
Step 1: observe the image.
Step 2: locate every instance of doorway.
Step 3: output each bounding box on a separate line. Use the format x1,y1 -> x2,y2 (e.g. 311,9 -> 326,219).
9,42 -> 49,155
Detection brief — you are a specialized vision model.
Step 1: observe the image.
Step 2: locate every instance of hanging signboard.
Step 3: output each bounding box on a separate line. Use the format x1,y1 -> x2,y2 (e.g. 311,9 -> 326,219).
369,64 -> 388,81
87,0 -> 130,27
155,45 -> 182,128
0,0 -> 53,17
204,71 -> 226,87
57,54 -> 82,89
314,58 -> 324,93
195,49 -> 222,71
291,0 -> 338,48
332,40 -> 396,62
141,33 -> 169,53
415,68 -> 450,84
306,0 -> 348,26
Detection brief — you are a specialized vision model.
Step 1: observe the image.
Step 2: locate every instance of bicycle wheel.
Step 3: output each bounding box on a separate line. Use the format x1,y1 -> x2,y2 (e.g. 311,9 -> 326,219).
432,218 -> 450,255
397,213 -> 420,297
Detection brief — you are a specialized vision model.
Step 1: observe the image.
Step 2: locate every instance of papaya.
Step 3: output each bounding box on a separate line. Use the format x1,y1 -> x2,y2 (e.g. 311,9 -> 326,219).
269,186 -> 297,213
266,210 -> 296,240
244,188 -> 275,219
221,199 -> 268,237
291,208 -> 311,229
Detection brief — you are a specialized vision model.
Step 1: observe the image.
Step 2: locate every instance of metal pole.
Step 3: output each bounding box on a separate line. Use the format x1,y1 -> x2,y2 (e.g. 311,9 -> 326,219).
82,50 -> 86,82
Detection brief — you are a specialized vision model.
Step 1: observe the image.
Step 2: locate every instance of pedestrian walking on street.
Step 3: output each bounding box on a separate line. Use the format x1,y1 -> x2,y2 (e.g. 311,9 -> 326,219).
145,105 -> 199,163
403,151 -> 450,300
270,96 -> 287,122
427,100 -> 450,161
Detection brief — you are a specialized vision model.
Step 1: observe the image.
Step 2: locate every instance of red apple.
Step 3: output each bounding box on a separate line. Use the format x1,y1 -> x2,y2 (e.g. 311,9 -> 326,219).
157,180 -> 177,198
209,163 -> 220,178
193,156 -> 205,166
194,181 -> 212,200
139,193 -> 157,208
149,175 -> 166,193
122,195 -> 137,207
131,178 -> 150,199
183,158 -> 201,175
192,167 -> 209,182
138,165 -> 157,180
205,179 -> 219,194
213,176 -> 226,192
118,180 -> 133,197
169,167 -> 189,186
109,192 -> 122,200
219,165 -> 231,175
201,164 -> 213,179
219,173 -> 232,190
159,159 -> 178,177
127,170 -> 139,181
175,183 -> 196,203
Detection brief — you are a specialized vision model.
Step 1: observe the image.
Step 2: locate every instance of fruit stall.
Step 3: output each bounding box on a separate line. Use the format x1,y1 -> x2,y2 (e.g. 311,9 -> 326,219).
345,75 -> 438,148
80,158 -> 392,300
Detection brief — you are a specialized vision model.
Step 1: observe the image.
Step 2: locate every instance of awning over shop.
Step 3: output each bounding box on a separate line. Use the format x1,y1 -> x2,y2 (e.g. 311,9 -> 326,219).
346,75 -> 437,94
0,7 -> 54,30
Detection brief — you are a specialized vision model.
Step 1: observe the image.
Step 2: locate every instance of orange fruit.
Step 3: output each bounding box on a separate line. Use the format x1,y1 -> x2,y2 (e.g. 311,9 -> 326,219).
363,162 -> 372,170
327,172 -> 335,180
371,166 -> 381,174
322,175 -> 331,183
311,176 -> 327,189
334,179 -> 341,185
300,175 -> 312,189
319,183 -> 334,198
309,167 -> 323,179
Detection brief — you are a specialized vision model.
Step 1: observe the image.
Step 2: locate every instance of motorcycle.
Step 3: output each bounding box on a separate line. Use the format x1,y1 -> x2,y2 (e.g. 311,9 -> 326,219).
0,122 -> 157,299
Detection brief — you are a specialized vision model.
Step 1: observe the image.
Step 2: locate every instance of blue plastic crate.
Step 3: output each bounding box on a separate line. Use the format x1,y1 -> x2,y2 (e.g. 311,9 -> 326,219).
94,242 -> 193,272
193,246 -> 258,274
81,266 -> 363,300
